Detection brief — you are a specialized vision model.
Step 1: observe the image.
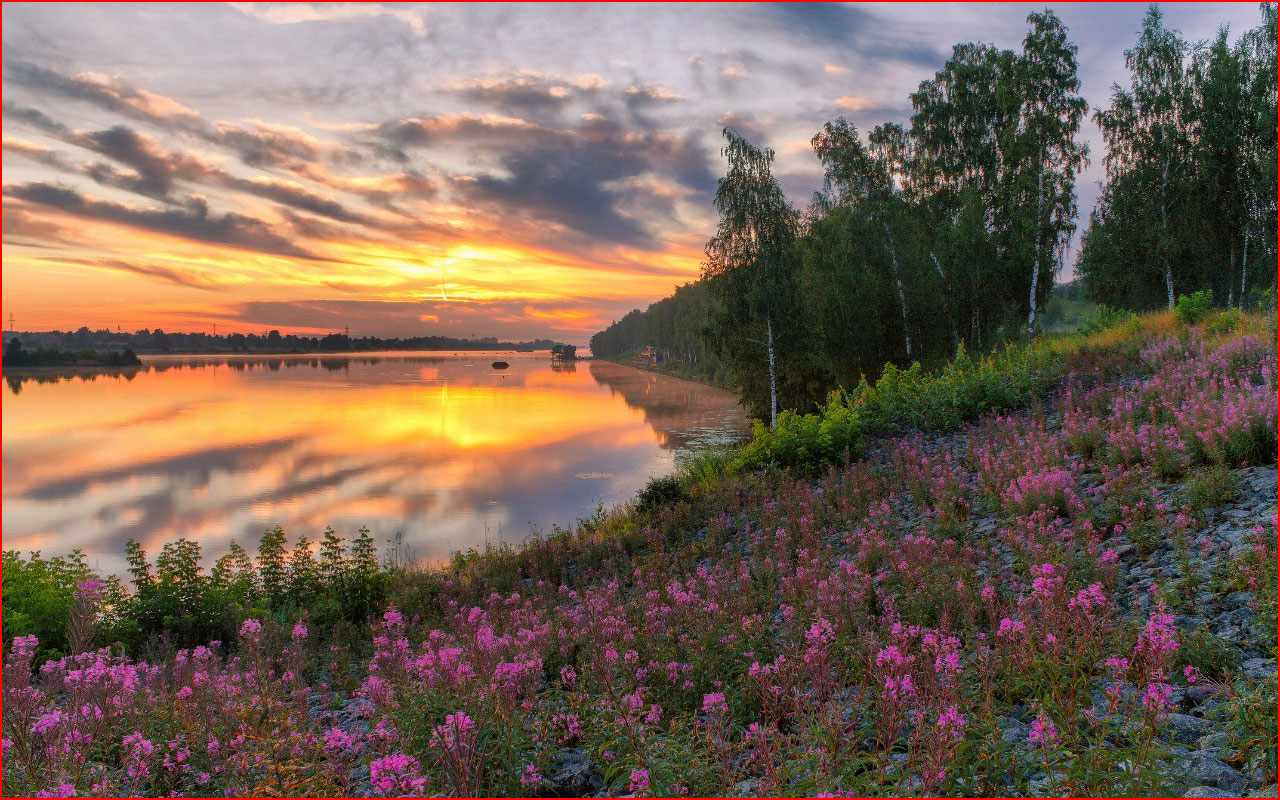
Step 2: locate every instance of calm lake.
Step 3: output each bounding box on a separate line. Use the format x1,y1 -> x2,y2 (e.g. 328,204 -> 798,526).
2,352 -> 750,575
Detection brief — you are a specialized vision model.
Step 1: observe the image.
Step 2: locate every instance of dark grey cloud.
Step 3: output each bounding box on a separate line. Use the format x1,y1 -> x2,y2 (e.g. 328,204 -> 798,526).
9,112 -> 379,224
3,101 -> 69,135
766,4 -> 947,67
446,73 -> 582,117
72,125 -> 219,196
5,60 -> 202,125
5,182 -> 317,259
38,256 -> 222,290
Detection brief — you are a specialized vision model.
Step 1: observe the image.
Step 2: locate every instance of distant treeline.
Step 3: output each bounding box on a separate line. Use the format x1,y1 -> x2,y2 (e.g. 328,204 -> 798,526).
588,282 -> 730,383
2,337 -> 141,369
1,327 -> 565,355
590,5 -> 1277,422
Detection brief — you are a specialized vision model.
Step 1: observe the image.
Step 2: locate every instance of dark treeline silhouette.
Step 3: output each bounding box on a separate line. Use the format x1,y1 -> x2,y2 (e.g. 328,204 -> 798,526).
2,337 -> 141,369
1,326 -> 565,355
591,4 -> 1277,422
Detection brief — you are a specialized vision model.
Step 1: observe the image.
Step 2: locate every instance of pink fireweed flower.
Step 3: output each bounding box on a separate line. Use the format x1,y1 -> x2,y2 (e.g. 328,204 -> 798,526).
629,768 -> 651,794
1029,710 -> 1057,749
1134,607 -> 1179,663
1184,665 -> 1202,685
560,665 -> 577,688
520,764 -> 542,788
996,617 -> 1027,639
937,706 -> 966,739
238,619 -> 263,641
1142,681 -> 1174,715
980,585 -> 996,601
875,645 -> 906,666
429,712 -> 476,750
32,710 -> 66,734
74,578 -> 102,601
1030,563 -> 1063,598
1068,583 -> 1108,614
322,728 -> 355,754
702,692 -> 729,715
369,753 -> 426,795
291,622 -> 308,641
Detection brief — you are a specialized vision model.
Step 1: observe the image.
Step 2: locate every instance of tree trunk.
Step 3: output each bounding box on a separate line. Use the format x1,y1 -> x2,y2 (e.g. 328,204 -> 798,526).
766,317 -> 777,429
882,220 -> 912,359
930,251 -> 960,353
1160,161 -> 1174,309
1026,170 -> 1043,344
1240,224 -> 1250,310
1227,239 -> 1236,310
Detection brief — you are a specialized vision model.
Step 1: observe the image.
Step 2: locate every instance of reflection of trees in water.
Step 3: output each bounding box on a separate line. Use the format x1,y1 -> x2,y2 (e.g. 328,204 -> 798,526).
5,368 -> 143,394
587,361 -> 750,451
550,360 -> 577,373
1,353 -> 531,393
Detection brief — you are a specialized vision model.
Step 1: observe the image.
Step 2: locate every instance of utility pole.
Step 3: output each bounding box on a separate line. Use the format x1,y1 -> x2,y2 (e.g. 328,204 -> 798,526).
7,312 -> 13,333
344,324 -> 350,338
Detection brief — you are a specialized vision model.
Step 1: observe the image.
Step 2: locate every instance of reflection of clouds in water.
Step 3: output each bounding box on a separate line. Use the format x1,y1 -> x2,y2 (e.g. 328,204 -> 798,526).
3,352 -> 741,575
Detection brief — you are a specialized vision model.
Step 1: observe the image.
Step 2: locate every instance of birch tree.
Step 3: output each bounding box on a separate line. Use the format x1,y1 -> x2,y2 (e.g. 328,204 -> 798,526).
702,128 -> 800,427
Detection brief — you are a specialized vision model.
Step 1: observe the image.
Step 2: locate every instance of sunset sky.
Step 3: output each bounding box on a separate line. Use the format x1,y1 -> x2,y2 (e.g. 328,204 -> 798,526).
2,2 -> 1261,343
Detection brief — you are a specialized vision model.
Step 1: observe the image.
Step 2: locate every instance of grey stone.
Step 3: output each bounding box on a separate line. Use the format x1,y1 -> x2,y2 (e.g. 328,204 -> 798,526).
549,747 -> 604,796
1241,658 -> 1277,682
1224,591 -> 1256,607
1198,732 -> 1233,754
1167,711 -> 1213,742
1186,685 -> 1220,706
1184,788 -> 1239,798
1248,784 -> 1278,798
1188,753 -> 1248,795
1000,717 -> 1031,745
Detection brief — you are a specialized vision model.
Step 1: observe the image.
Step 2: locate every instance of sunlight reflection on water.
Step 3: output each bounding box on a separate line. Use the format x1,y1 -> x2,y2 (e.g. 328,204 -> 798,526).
2,351 -> 750,575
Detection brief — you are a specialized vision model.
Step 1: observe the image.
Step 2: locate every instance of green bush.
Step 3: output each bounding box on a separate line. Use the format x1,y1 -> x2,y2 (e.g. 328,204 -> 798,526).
1178,628 -> 1242,681
1080,305 -> 1139,336
735,393 -> 864,474
1184,465 -> 1243,511
636,474 -> 690,513
1,550 -> 125,662
1205,309 -> 1243,336
1174,290 -> 1214,325
675,446 -> 736,493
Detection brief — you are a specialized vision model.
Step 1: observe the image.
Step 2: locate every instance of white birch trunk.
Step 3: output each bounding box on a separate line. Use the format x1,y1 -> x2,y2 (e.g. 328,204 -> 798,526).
1241,224 -> 1250,310
930,251 -> 960,353
766,317 -> 777,429
883,220 -> 911,358
1160,160 -> 1174,308
1026,170 -> 1043,343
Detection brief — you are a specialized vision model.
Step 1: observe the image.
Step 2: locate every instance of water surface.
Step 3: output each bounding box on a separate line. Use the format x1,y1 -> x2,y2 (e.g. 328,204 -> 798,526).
2,352 -> 749,574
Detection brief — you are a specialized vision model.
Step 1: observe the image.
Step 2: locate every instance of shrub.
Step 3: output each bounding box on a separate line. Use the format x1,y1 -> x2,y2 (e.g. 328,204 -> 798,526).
636,474 -> 689,513
1177,628 -> 1242,681
1184,466 -> 1243,512
1206,309 -> 1243,336
1,550 -> 124,663
1081,305 -> 1139,336
676,446 -> 736,493
735,393 -> 864,474
1174,290 -> 1214,325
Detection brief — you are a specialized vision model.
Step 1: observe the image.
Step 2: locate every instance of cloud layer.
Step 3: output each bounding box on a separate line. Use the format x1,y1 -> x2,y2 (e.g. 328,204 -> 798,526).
2,2 -> 1263,340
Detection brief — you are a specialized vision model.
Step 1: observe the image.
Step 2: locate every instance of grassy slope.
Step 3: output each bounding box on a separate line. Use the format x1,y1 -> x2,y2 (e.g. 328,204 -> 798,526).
4,310 -> 1277,798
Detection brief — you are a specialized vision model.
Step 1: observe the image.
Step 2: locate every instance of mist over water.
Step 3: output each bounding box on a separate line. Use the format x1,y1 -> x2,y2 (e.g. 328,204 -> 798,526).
2,351 -> 749,575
